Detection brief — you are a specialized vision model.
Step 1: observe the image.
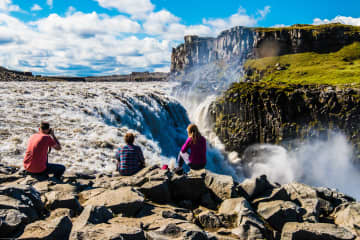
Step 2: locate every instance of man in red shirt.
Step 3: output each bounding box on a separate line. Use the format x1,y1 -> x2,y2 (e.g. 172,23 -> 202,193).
23,121 -> 65,180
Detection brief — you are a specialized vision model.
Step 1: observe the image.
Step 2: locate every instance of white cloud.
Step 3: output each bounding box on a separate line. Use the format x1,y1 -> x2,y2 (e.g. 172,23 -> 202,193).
258,6 -> 271,19
0,0 -> 20,12
203,6 -> 270,35
313,16 -> 360,26
31,4 -> 42,11
0,1 -> 272,75
94,0 -> 154,18
47,0 -> 53,9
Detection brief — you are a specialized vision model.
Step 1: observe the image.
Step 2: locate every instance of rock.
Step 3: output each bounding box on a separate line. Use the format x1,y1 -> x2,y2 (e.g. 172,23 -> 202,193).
197,211 -> 232,229
0,209 -> 28,238
137,180 -> 171,203
0,184 -> 44,221
84,187 -> 144,217
78,188 -> 106,204
252,186 -> 290,206
170,170 -> 207,202
333,202 -> 360,236
257,200 -> 304,231
162,210 -> 186,220
70,224 -> 145,240
0,184 -> 43,214
218,197 -> 269,239
0,173 -> 22,184
204,170 -> 238,201
44,191 -> 82,213
281,222 -> 356,240
283,183 -> 320,222
146,222 -> 208,240
72,205 -> 113,231
238,175 -> 275,200
19,215 -> 72,240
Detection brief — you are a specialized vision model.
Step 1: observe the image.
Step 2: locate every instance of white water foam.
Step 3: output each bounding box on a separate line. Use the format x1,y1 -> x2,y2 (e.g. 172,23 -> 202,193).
0,81 -> 189,173
242,133 -> 360,199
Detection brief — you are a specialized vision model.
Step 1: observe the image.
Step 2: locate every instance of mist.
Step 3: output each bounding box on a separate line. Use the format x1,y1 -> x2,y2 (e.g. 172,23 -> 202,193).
242,133 -> 360,200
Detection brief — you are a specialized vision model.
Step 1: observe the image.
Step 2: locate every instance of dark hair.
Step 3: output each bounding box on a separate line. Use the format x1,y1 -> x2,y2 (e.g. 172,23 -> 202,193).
187,124 -> 201,144
124,132 -> 135,144
40,121 -> 50,131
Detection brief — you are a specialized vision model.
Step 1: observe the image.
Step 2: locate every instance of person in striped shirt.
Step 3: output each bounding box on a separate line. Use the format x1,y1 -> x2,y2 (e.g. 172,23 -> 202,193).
115,132 -> 145,176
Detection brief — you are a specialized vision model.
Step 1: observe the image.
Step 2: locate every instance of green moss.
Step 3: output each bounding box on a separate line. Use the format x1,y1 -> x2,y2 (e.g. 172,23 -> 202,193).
244,42 -> 360,87
252,23 -> 360,34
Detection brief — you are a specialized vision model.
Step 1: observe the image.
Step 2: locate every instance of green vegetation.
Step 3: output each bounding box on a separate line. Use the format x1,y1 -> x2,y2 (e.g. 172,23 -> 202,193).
252,23 -> 360,34
244,42 -> 360,87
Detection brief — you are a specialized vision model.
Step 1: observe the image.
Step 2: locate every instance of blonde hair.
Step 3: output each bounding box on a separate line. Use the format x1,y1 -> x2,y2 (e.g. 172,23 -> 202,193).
187,124 -> 201,144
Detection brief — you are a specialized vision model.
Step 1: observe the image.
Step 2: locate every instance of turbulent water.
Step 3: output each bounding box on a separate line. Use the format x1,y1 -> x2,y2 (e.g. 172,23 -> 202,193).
0,81 -> 190,173
1,80 -> 359,199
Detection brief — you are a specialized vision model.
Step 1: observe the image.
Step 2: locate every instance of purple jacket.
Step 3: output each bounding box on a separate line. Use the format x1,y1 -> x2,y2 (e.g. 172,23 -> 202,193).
181,136 -> 206,165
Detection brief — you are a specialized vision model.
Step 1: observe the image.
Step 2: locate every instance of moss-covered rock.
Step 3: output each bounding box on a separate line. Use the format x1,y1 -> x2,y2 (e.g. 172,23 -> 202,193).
210,82 -> 360,155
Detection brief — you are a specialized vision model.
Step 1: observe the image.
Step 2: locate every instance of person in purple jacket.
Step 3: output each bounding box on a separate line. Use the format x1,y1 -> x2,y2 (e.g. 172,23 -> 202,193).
176,124 -> 207,172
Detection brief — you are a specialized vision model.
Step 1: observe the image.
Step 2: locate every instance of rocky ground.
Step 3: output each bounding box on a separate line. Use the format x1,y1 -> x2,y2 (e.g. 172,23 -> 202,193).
0,163 -> 359,239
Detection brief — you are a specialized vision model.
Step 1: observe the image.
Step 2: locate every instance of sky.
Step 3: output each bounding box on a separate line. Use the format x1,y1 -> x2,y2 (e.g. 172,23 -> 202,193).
0,0 -> 359,76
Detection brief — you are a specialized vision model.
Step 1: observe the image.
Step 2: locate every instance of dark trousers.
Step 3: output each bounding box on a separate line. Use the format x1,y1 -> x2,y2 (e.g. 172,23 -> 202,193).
177,153 -> 206,171
28,163 -> 66,180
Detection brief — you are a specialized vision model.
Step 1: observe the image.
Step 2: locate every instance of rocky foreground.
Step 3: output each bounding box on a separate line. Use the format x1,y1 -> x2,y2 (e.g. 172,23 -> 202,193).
0,163 -> 359,240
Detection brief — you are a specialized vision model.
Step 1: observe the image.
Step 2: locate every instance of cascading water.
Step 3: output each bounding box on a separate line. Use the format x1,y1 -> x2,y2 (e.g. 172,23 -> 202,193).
0,81 -> 190,172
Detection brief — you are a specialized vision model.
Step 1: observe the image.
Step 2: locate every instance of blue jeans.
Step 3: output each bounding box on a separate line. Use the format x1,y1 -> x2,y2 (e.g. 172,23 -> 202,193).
28,163 -> 66,179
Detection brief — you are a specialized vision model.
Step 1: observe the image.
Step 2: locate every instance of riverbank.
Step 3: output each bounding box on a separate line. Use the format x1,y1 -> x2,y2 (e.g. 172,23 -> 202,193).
0,163 -> 359,240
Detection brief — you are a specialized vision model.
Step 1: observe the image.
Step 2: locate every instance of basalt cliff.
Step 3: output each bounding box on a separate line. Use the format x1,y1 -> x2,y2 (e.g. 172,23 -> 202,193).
171,23 -> 360,157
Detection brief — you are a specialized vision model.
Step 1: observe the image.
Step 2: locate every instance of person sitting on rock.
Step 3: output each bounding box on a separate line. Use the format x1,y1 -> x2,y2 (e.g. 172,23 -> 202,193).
175,124 -> 207,173
23,121 -> 65,180
115,132 -> 145,176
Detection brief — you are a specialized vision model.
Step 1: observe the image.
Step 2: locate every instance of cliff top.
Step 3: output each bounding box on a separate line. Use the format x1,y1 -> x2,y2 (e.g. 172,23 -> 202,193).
251,23 -> 360,33
244,41 -> 360,87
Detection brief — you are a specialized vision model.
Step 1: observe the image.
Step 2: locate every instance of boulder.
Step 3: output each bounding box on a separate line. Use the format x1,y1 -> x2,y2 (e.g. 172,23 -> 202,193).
218,197 -> 269,239
146,222 -> 208,240
44,191 -> 82,213
72,205 -> 113,231
237,175 -> 275,200
316,187 -> 355,216
333,202 -> 360,236
204,170 -> 238,201
70,224 -> 145,240
170,170 -> 207,202
137,180 -> 171,203
19,215 -> 72,240
84,187 -> 144,217
257,200 -> 304,231
0,209 -> 28,238
281,222 -> 356,240
197,210 -> 232,229
78,188 -> 106,204
283,183 -> 321,222
0,184 -> 43,214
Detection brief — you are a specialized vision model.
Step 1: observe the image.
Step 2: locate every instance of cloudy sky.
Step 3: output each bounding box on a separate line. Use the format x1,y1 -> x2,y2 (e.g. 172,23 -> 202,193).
0,0 -> 359,76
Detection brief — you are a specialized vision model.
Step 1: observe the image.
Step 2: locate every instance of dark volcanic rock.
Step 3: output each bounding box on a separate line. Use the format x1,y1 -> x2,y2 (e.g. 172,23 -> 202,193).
281,222 -> 356,240
210,82 -> 360,156
84,187 -> 144,217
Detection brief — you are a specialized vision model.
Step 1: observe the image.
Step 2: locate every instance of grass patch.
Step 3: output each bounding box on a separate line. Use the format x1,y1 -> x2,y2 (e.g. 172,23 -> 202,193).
244,42 -> 360,87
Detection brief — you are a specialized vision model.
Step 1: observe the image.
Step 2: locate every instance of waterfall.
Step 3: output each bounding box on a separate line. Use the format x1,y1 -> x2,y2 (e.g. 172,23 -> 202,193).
0,81 -> 189,173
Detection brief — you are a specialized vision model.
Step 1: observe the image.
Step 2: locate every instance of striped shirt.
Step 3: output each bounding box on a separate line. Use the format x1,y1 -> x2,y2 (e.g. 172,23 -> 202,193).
115,144 -> 145,176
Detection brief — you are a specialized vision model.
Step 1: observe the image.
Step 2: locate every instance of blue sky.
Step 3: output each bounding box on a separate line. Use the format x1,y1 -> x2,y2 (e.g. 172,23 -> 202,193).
0,0 -> 359,76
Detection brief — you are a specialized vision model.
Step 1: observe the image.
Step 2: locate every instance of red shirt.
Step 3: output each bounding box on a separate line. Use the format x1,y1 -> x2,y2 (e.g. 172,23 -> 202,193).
23,133 -> 56,173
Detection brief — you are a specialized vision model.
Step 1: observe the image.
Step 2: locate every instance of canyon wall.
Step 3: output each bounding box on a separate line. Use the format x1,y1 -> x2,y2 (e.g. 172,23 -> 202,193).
171,24 -> 360,73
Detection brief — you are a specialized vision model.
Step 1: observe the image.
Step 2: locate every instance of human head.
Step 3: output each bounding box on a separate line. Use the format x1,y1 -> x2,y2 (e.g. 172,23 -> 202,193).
124,132 -> 135,145
39,121 -> 50,134
187,124 -> 201,143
